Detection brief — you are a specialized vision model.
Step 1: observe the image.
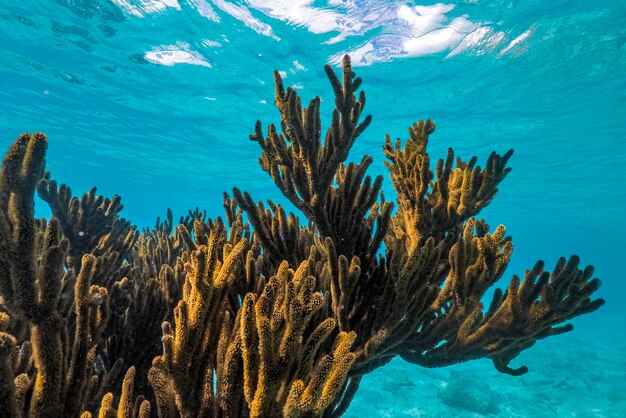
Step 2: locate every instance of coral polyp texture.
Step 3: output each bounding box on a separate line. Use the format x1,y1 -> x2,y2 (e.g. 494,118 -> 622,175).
0,56 -> 604,418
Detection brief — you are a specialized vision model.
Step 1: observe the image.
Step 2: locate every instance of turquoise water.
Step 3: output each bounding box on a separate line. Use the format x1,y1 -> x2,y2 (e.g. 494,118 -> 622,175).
1,0 -> 624,416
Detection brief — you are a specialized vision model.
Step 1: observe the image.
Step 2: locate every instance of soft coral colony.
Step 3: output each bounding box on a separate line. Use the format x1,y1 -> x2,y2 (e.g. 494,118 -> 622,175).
0,56 -> 604,418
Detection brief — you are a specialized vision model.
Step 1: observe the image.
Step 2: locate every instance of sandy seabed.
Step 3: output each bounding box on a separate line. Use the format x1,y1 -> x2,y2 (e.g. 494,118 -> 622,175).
346,318 -> 625,417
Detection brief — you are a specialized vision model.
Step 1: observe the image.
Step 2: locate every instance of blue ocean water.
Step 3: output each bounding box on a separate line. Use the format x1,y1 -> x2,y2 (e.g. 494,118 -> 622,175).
0,0 -> 624,416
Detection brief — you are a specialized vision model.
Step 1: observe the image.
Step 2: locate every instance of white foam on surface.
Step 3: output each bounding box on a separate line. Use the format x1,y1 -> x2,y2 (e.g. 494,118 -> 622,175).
112,1 -> 512,64
145,43 -> 212,67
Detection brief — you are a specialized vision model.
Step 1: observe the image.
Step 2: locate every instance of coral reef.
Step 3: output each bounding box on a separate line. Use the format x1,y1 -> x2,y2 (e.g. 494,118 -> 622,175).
0,56 -> 604,417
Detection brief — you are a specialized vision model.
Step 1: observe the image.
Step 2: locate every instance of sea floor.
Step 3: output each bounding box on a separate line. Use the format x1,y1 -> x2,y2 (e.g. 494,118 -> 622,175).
346,318 -> 625,417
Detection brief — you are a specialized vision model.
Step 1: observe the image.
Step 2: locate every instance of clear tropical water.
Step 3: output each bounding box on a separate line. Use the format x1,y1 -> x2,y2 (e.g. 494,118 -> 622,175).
0,0 -> 624,416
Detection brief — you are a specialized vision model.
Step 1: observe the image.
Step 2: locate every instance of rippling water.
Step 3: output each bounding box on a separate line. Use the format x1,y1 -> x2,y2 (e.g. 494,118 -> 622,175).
1,1 -> 625,416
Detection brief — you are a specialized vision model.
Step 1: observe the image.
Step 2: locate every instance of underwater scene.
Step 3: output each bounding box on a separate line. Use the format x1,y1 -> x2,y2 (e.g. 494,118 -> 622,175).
0,0 -> 624,417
